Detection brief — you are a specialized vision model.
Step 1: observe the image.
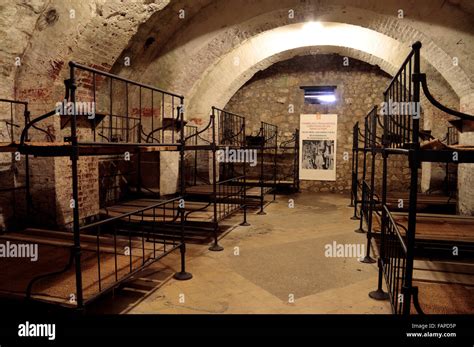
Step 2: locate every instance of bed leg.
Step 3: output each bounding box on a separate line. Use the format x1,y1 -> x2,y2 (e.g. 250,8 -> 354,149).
358,234 -> 376,264
257,196 -> 266,215
174,243 -> 193,281
209,222 -> 224,251
369,258 -> 389,301
209,242 -> 224,252
240,204 -> 250,226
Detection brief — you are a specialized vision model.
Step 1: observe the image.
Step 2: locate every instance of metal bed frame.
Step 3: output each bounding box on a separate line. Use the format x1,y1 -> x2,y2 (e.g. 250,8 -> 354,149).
243,121 -> 279,214
0,61 -> 193,310
183,107 -> 248,251
355,42 -> 474,315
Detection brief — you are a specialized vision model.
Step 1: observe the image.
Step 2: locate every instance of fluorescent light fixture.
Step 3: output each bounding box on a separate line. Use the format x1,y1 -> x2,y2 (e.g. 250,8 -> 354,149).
301,86 -> 337,104
306,94 -> 336,103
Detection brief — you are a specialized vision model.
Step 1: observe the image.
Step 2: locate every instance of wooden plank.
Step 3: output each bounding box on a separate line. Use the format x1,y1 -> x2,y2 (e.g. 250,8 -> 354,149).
116,199 -> 208,210
414,260 -> 474,274
413,268 -> 474,285
0,232 -> 156,256
22,228 -> 146,247
386,192 -> 456,205
103,210 -> 213,222
371,212 -> 474,242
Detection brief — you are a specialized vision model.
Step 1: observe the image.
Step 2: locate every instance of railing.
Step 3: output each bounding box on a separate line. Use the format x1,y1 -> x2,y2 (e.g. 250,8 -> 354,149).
354,108 -> 379,228
19,62 -> 184,147
383,43 -> 420,149
383,41 -> 474,149
379,205 -> 423,315
258,122 -> 278,211
210,175 -> 247,251
70,61 -> 184,145
359,180 -> 372,234
0,99 -> 26,142
1,99 -> 54,144
0,99 -> 36,224
381,205 -> 408,314
365,106 -> 381,149
213,107 -> 245,147
278,128 -> 300,191
215,175 -> 246,222
261,121 -> 278,148
25,197 -> 190,306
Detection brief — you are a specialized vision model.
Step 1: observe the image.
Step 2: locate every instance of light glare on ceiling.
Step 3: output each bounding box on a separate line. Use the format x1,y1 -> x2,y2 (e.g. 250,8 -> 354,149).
303,21 -> 323,32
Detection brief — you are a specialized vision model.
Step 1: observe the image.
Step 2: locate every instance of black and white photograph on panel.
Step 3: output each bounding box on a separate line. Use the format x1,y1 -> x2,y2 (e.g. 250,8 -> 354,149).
302,140 -> 335,170
0,0 -> 473,343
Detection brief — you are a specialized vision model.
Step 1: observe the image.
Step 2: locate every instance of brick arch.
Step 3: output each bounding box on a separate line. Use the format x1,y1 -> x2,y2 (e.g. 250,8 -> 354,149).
9,0 -> 202,115
183,22 -> 461,122
5,0 -> 474,113
128,0 -> 474,109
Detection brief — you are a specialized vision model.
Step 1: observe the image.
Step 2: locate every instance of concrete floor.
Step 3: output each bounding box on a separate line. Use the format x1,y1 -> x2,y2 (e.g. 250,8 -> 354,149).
121,192 -> 391,314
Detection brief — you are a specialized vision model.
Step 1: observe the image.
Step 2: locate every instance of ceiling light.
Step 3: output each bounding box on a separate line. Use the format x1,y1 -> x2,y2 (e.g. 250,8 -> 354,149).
303,21 -> 323,32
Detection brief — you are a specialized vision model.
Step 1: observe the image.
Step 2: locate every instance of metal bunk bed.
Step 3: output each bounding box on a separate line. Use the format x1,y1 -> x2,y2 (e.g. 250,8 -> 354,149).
0,62 -> 192,310
350,119 -> 457,223
356,42 -> 474,314
182,107 -> 248,251
243,121 -> 278,214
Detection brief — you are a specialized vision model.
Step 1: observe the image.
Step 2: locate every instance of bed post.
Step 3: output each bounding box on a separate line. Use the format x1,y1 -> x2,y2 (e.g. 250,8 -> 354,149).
174,97 -> 193,280
257,124 -> 266,215
355,118 -> 368,233
240,119 -> 250,227
369,150 -> 390,301
369,95 -> 390,300
23,104 -> 32,222
209,107 -> 223,251
402,41 -> 422,315
68,62 -> 84,310
136,87 -> 142,195
350,122 -> 360,219
295,128 -> 300,192
360,107 -> 377,263
273,126 -> 278,201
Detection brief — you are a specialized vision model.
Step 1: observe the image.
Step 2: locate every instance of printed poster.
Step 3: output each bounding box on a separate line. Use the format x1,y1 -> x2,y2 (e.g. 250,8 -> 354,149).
299,114 -> 337,181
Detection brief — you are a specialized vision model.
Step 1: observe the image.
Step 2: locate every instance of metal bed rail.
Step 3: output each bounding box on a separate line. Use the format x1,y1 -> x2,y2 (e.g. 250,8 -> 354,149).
383,43 -> 419,149
182,107 -> 249,251
371,205 -> 423,315
278,128 -> 300,192
214,107 -> 246,147
25,196 -> 191,307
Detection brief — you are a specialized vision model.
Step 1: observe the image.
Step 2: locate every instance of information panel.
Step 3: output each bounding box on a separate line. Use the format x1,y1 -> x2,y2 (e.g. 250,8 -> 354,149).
299,114 -> 337,181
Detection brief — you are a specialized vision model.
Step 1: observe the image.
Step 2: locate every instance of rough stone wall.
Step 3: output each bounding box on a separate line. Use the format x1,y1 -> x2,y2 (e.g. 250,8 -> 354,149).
225,53 -> 461,194
0,0 -> 173,230
226,54 -> 405,193
1,0 -> 473,225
